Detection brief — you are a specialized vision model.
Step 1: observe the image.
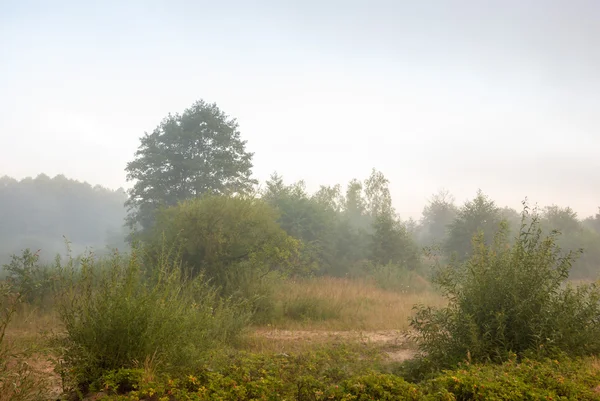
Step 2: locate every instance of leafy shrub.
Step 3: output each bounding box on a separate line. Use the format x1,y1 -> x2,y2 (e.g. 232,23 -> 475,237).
95,351 -> 600,400
2,248 -> 67,307
148,195 -> 301,323
57,246 -> 251,393
410,204 -> 600,374
150,195 -> 300,286
97,346 -> 392,400
424,356 -> 600,401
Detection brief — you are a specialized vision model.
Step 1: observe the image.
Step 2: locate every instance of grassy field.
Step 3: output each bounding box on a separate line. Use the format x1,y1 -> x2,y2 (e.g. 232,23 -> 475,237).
267,276 -> 445,331
3,272 -> 600,400
0,274 -> 442,399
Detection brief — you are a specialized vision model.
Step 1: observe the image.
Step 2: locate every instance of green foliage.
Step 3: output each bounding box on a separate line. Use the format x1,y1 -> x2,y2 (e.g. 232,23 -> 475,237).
370,214 -> 421,270
2,249 -> 67,306
417,189 -> 458,247
96,346 -> 392,400
444,190 -> 502,260
94,352 -> 600,401
424,357 -> 600,401
540,205 -> 600,278
411,204 -> 600,374
57,246 -> 250,393
149,195 -> 299,310
583,207 -> 600,235
262,174 -> 339,275
125,99 -> 257,233
262,170 -> 421,277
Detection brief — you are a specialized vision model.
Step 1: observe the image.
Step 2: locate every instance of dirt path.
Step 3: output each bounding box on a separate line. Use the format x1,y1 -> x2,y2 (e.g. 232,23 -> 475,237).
254,329 -> 417,362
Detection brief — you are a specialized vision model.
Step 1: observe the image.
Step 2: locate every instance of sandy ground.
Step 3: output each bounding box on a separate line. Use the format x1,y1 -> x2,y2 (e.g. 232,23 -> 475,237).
254,328 -> 417,362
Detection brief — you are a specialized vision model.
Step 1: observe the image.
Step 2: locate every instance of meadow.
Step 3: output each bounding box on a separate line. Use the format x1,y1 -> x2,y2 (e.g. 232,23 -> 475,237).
1,99 -> 599,399
3,226 -> 600,401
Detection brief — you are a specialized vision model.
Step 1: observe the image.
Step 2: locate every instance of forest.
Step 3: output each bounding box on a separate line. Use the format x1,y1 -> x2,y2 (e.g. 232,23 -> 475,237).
2,157 -> 599,280
2,99 -> 600,400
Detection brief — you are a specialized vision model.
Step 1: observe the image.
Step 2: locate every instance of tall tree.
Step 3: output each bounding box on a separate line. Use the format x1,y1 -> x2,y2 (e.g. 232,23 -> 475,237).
541,205 -> 581,235
125,99 -> 257,232
364,168 -> 393,217
583,207 -> 600,235
444,190 -> 501,260
419,189 -> 458,246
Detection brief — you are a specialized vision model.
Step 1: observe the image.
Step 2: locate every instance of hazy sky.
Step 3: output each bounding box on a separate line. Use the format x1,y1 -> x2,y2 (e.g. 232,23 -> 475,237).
1,0 -> 599,219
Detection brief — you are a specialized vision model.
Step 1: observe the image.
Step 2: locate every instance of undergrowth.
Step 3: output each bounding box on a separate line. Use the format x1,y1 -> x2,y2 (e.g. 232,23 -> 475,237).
55,246 -> 251,395
409,204 -> 600,378
95,352 -> 600,400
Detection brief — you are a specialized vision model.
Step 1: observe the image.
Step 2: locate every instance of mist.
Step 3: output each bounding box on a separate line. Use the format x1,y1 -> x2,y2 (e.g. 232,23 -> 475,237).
1,0 -> 599,267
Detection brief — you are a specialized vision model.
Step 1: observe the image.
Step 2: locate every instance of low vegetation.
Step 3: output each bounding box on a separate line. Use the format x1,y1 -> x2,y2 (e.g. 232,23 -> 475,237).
409,206 -> 600,379
268,275 -> 443,331
79,353 -> 600,400
56,247 -> 251,395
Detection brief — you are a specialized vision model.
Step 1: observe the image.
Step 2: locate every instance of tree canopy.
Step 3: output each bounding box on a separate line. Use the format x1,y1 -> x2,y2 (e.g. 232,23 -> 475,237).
125,99 -> 257,233
444,190 -> 502,260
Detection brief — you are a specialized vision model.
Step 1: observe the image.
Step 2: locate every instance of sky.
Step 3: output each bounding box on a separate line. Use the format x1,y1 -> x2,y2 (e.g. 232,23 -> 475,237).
1,0 -> 599,220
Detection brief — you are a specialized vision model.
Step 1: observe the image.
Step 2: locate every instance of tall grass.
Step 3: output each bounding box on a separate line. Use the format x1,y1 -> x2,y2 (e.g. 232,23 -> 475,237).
0,280 -> 52,400
56,246 -> 251,394
269,277 -> 444,331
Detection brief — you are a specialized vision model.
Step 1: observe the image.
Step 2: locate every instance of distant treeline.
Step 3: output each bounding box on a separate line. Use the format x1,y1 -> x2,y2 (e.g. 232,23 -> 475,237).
259,173 -> 600,279
0,174 -> 129,264
1,171 -> 599,279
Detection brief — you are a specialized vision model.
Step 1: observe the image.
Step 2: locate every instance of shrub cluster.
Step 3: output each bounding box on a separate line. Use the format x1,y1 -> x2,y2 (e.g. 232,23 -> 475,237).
409,206 -> 600,377
94,352 -> 600,400
56,246 -> 251,394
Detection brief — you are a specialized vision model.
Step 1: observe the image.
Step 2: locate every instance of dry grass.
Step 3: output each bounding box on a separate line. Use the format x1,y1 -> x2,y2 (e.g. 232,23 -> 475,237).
5,304 -> 61,344
0,303 -> 63,400
268,276 -> 446,331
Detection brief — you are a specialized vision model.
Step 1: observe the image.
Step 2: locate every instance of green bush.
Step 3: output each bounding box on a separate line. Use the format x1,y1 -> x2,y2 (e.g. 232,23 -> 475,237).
424,356 -> 600,401
150,195 -> 300,286
95,352 -> 600,400
57,246 -> 251,393
2,248 -> 67,307
96,346 -> 392,400
147,195 -> 301,323
410,204 -> 600,374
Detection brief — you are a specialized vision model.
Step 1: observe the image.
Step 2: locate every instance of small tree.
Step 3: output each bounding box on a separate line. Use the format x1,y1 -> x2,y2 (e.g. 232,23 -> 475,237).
370,214 -> 420,270
444,190 -> 501,260
418,189 -> 458,246
125,99 -> 257,233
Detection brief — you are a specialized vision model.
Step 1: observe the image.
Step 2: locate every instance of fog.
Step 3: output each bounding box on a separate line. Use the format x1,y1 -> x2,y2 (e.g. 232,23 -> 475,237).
1,1 -> 599,262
